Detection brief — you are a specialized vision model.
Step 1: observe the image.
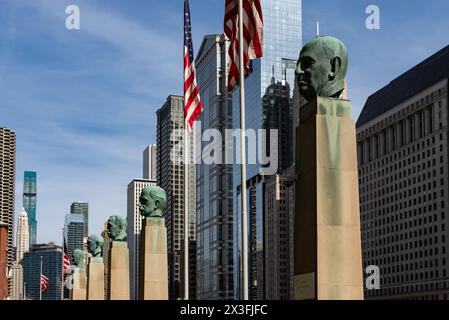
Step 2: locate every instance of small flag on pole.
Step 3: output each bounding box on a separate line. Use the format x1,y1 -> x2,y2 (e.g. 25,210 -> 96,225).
40,274 -> 49,294
63,238 -> 71,281
224,0 -> 264,92
184,0 -> 203,129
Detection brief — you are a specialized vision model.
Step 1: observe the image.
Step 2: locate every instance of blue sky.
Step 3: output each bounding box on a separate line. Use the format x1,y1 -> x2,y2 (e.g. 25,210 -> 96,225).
1,0 -> 449,244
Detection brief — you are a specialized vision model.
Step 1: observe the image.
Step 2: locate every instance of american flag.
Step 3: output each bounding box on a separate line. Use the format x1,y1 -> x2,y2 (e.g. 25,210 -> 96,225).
40,273 -> 49,294
63,238 -> 71,280
224,0 -> 264,92
184,0 -> 203,129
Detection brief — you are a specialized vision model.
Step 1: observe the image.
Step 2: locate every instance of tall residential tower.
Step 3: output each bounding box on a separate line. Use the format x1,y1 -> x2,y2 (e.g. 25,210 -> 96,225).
23,171 -> 37,245
0,125 -> 16,295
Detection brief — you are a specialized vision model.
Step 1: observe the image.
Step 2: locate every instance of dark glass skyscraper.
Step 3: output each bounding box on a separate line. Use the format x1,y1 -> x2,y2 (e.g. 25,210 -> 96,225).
23,243 -> 63,300
195,34 -> 234,299
232,0 -> 302,299
70,202 -> 88,238
64,213 -> 85,259
23,171 -> 37,246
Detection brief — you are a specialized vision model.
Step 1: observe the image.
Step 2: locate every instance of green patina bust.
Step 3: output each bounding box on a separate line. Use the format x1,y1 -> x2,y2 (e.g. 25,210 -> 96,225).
73,249 -> 84,269
106,215 -> 127,242
87,234 -> 104,258
139,186 -> 167,218
295,36 -> 348,102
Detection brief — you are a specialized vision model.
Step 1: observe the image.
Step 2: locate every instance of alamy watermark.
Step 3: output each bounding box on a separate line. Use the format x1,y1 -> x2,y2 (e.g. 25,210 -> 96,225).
170,121 -> 279,176
366,5 -> 381,30
65,5 -> 80,30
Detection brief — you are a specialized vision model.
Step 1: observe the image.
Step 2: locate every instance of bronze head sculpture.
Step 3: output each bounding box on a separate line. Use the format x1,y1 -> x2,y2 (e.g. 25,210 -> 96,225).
139,186 -> 167,218
295,36 -> 348,102
106,215 -> 127,242
73,249 -> 84,269
87,234 -> 104,258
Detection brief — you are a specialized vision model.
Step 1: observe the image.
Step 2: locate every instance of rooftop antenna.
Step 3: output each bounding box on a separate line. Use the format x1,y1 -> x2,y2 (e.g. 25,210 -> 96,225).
316,21 -> 320,37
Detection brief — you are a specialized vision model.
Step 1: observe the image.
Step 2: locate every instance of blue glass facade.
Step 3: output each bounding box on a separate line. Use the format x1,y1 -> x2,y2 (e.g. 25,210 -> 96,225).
23,171 -> 37,245
23,244 -> 63,300
195,35 -> 234,299
64,213 -> 85,260
232,0 -> 302,299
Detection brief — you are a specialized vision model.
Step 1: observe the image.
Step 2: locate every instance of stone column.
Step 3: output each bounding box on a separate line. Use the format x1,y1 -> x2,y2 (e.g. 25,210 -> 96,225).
72,268 -> 87,300
294,97 -> 364,300
138,217 -> 168,300
108,241 -> 130,300
87,257 -> 104,300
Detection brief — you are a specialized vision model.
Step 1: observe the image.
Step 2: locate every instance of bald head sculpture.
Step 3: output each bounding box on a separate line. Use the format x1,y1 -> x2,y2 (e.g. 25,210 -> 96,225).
295,36 -> 348,102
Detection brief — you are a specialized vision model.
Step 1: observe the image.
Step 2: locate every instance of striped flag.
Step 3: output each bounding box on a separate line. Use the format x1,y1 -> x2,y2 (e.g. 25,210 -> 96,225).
184,0 -> 203,129
63,238 -> 71,280
224,0 -> 264,92
40,274 -> 49,294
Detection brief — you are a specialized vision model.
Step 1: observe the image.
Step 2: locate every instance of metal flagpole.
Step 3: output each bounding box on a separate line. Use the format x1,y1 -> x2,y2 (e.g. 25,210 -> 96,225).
184,119 -> 190,300
39,256 -> 43,301
238,0 -> 249,301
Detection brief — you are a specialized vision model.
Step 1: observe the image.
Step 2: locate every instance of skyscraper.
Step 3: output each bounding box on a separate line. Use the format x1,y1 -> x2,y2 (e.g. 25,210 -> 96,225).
0,221 -> 8,300
11,208 -> 30,300
194,34 -> 234,300
23,171 -> 37,245
357,44 -> 449,300
23,243 -> 63,300
16,208 -> 30,263
231,0 -> 302,299
127,178 -> 156,300
264,167 -> 295,299
143,145 -> 157,180
70,202 -> 88,238
0,125 -> 16,295
156,95 -> 196,299
64,213 -> 85,260
262,73 -> 293,172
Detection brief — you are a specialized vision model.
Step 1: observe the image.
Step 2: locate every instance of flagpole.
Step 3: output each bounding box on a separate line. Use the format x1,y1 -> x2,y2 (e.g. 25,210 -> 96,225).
238,0 -> 249,301
184,119 -> 190,300
61,226 -> 65,300
39,256 -> 43,301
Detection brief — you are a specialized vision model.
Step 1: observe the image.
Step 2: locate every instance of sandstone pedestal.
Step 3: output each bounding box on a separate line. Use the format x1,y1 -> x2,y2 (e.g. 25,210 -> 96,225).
294,97 -> 364,300
72,268 -> 87,300
87,257 -> 104,300
108,241 -> 130,300
138,217 -> 168,300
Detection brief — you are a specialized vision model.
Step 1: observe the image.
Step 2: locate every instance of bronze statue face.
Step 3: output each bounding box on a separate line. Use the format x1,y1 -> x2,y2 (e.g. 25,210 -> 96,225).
139,186 -> 167,218
139,189 -> 157,216
106,215 -> 127,242
73,249 -> 84,269
87,234 -> 103,257
295,36 -> 348,102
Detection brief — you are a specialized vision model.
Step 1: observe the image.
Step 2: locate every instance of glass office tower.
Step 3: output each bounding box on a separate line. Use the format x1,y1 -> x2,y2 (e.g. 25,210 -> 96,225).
195,34 -> 234,299
232,0 -> 302,299
23,171 -> 37,245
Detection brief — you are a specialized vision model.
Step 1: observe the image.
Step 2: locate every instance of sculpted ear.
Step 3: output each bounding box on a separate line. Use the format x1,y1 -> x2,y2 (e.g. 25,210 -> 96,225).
329,57 -> 341,81
155,200 -> 160,209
